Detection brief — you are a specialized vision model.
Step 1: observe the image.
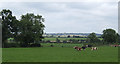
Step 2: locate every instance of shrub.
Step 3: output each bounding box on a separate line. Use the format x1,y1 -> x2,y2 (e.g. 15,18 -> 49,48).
3,42 -> 20,48
30,43 -> 41,47
20,43 -> 28,47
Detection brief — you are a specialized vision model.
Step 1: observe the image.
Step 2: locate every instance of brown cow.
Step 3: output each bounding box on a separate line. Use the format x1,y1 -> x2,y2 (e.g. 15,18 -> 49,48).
73,46 -> 82,51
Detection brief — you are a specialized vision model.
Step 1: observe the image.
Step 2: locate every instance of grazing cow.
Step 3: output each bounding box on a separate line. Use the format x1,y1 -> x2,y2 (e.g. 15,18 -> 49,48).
88,45 -> 92,47
91,47 -> 98,50
111,45 -> 120,47
73,46 -> 79,49
81,46 -> 87,50
73,46 -> 82,51
77,47 -> 82,51
86,45 -> 88,47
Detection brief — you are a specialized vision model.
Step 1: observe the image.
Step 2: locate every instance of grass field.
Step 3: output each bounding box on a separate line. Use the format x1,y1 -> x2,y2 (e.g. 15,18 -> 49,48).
7,37 -> 103,42
43,38 -> 103,41
2,43 -> 118,62
43,38 -> 85,41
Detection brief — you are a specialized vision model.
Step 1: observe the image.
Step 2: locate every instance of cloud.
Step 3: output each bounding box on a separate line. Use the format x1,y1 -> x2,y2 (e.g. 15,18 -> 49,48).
0,2 -> 118,33
0,0 -> 118,2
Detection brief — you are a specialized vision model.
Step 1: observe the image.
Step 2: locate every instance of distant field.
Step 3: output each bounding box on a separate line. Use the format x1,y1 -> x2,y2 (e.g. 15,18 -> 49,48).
2,43 -> 118,62
43,38 -> 103,41
41,43 -> 83,47
7,37 -> 103,41
43,38 -> 87,41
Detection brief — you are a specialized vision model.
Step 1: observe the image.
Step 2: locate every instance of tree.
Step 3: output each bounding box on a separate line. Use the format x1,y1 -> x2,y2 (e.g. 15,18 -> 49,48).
102,29 -> 118,43
116,33 -> 120,43
67,35 -> 70,38
56,38 -> 60,43
1,9 -> 12,43
118,35 -> 120,43
87,32 -> 100,43
1,9 -> 19,47
18,13 -> 45,46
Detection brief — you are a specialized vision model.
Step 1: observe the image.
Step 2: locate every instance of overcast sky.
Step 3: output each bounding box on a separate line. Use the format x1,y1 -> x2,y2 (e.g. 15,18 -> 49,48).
0,1 -> 118,34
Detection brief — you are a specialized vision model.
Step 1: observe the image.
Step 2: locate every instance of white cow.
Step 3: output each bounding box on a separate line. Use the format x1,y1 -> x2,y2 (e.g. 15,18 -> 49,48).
91,47 -> 98,50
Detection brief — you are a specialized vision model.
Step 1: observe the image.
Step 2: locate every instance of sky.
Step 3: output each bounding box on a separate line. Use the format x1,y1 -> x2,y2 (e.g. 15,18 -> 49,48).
0,0 -> 118,34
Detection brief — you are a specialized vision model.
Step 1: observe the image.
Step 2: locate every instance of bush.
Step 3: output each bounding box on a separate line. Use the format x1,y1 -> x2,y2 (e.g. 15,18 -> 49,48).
30,43 -> 41,47
3,41 -> 42,48
20,43 -> 28,47
3,42 -> 20,48
50,44 -> 54,47
83,42 -> 104,47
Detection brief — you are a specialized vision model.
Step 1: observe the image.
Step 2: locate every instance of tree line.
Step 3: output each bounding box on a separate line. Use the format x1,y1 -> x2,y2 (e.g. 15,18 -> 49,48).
87,30 -> 120,44
43,30 -> 120,44
1,9 -> 45,47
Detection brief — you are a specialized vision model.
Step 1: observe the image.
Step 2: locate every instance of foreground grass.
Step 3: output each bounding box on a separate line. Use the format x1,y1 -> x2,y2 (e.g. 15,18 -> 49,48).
2,46 -> 118,62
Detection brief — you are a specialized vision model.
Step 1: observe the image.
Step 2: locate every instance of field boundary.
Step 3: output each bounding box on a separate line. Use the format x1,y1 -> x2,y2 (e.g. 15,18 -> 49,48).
1,62 -> 119,64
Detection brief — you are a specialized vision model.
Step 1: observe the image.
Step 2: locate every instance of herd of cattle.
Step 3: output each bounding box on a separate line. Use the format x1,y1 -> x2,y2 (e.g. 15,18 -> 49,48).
73,45 -> 98,51
73,44 -> 120,51
110,45 -> 120,47
49,44 -> 119,51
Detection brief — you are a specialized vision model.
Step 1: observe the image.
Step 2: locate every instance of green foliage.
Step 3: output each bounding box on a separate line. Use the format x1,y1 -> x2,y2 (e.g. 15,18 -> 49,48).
56,38 -> 60,43
87,32 -> 100,43
102,29 -> 118,43
1,9 -> 19,48
116,33 -> 120,43
1,9 -> 45,47
29,43 -> 41,47
18,13 -> 45,46
1,9 -> 13,42
4,42 -> 20,48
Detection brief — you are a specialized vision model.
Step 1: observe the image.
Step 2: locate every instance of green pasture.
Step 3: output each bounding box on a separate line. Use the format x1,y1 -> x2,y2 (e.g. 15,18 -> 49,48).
2,43 -> 118,62
7,37 -> 103,41
43,38 -> 103,41
41,43 -> 83,47
43,38 -> 86,41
